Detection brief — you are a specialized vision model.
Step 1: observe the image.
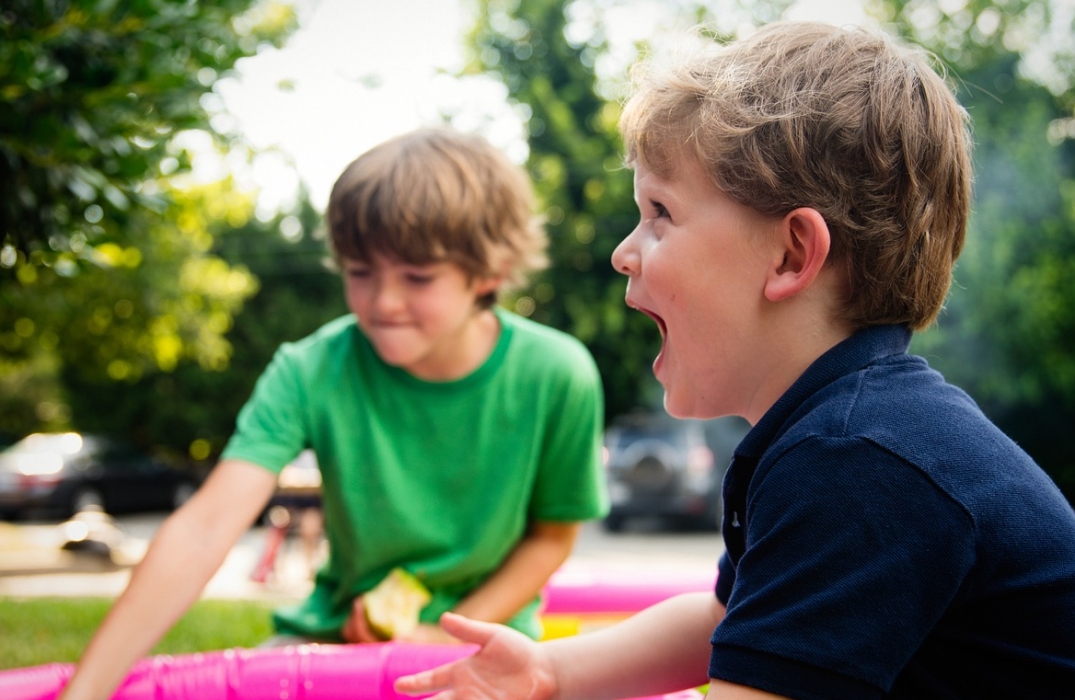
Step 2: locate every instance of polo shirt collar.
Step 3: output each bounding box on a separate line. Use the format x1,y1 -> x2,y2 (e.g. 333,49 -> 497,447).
736,324 -> 913,460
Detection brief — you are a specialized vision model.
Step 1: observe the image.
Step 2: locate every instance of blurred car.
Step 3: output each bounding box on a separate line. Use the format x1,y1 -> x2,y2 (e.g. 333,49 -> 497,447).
601,411 -> 750,532
271,449 -> 322,510
0,432 -> 199,520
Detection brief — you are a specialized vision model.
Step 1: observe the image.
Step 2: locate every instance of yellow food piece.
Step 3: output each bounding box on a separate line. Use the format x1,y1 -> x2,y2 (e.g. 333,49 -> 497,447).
364,567 -> 432,640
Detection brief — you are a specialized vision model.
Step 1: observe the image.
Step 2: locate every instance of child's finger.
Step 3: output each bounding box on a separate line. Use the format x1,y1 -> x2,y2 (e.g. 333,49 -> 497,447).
437,612 -> 500,645
394,659 -> 462,695
342,596 -> 379,643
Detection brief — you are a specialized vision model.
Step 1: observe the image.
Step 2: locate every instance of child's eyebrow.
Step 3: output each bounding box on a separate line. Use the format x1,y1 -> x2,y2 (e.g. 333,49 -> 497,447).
643,182 -> 678,207
635,178 -> 664,197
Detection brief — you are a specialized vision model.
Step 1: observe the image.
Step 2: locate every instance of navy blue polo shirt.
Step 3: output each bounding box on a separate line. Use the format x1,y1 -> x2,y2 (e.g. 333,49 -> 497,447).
711,325 -> 1075,699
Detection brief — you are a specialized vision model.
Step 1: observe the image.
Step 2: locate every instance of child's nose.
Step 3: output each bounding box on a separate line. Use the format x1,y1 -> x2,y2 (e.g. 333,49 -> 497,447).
611,229 -> 641,275
371,279 -> 405,313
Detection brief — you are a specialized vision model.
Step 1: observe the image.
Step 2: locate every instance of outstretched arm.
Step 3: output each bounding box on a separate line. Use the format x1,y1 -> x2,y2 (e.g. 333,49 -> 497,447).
58,459 -> 279,700
397,591 -> 723,700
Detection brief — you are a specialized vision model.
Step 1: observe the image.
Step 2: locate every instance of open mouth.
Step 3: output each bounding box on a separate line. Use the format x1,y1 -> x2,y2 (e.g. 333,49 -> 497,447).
624,299 -> 669,375
625,296 -> 667,353
638,307 -> 667,339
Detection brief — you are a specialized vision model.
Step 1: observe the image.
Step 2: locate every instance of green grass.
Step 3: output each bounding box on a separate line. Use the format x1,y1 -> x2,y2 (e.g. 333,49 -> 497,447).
0,597 -> 278,670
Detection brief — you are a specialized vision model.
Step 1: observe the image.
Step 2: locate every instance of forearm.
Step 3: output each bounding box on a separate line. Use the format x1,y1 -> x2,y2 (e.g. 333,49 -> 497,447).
548,592 -> 722,700
59,511 -> 234,698
58,460 -> 276,700
452,521 -> 580,624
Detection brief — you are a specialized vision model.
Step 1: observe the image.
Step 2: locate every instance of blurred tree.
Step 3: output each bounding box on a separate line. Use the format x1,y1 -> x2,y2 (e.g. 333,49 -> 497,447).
466,0 -> 662,422
0,0 -> 297,455
0,178 -> 260,448
183,192 -> 346,461
0,0 -> 295,262
871,0 -> 1075,497
63,192 -> 346,466
914,55 -> 1075,404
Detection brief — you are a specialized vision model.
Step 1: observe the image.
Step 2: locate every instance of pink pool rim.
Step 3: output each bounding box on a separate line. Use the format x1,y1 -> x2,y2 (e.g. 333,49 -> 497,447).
0,564 -> 717,700
0,643 -> 704,700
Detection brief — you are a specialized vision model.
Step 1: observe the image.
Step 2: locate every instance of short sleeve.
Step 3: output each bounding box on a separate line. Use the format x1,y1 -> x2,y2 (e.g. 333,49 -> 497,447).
527,343 -> 609,523
220,343 -> 310,474
709,437 -> 975,697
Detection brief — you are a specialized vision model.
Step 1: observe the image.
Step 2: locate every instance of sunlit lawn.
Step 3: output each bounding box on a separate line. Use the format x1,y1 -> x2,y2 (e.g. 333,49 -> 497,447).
0,597 -> 277,670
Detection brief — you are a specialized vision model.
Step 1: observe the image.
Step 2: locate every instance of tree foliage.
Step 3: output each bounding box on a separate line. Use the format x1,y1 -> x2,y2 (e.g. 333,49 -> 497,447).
0,0 -> 299,456
63,195 -> 346,465
467,0 -> 664,421
0,178 -> 261,446
0,0 -> 295,262
873,0 -> 1075,496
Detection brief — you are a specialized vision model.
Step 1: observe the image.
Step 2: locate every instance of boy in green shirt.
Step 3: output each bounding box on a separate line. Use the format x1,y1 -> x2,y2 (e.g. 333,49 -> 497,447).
58,127 -> 608,700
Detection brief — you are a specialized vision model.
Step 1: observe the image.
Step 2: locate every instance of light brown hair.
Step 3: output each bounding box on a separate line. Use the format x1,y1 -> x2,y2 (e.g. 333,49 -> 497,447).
327,127 -> 547,307
619,22 -> 973,330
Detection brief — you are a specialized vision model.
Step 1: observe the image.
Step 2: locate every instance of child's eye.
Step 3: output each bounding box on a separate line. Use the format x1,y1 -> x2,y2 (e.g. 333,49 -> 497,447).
651,200 -> 670,219
406,273 -> 435,285
348,267 -> 372,279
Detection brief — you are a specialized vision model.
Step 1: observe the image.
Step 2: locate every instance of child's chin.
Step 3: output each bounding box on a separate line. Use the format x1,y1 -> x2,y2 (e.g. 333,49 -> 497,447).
664,392 -> 721,421
661,394 -> 692,419
370,340 -> 416,365
376,352 -> 419,372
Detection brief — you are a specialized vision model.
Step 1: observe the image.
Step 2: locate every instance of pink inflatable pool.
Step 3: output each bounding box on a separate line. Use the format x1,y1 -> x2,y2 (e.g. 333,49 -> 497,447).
542,565 -> 716,614
540,563 -> 717,639
0,564 -> 717,700
0,643 -> 704,700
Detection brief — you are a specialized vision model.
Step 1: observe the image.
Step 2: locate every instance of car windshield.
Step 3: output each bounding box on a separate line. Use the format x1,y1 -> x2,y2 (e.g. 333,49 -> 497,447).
0,433 -> 96,475
4,433 -> 85,455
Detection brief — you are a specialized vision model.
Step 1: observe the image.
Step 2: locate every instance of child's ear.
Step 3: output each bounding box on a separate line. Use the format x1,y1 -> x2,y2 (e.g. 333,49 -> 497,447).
763,207 -> 831,302
474,275 -> 504,297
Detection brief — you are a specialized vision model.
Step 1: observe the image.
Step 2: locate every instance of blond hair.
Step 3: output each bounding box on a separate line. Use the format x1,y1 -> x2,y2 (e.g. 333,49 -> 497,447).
620,22 -> 973,330
327,127 -> 547,306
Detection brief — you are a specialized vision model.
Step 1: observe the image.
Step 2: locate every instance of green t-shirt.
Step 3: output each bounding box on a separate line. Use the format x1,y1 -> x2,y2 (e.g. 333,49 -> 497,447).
221,308 -> 608,640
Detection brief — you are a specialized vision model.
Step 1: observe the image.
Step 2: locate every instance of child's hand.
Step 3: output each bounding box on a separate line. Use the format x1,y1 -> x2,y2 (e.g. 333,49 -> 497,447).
394,612 -> 556,700
341,596 -> 381,643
